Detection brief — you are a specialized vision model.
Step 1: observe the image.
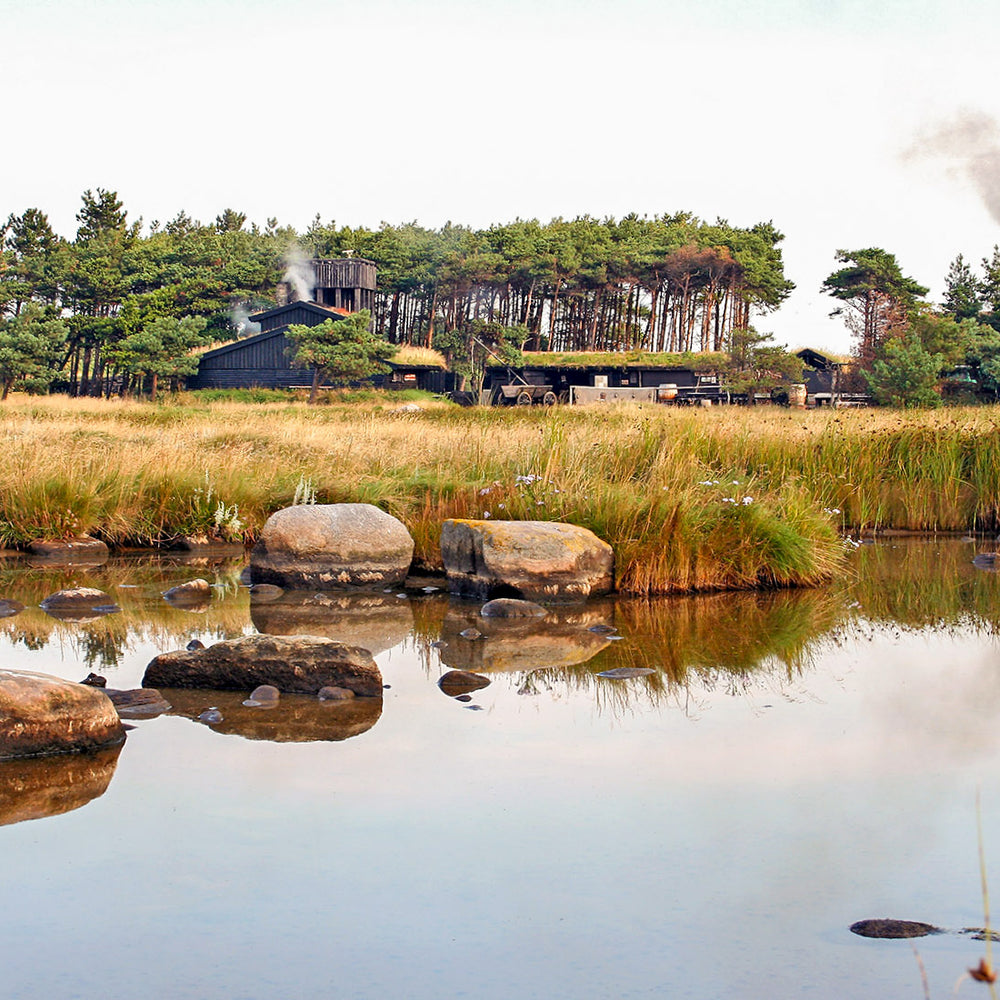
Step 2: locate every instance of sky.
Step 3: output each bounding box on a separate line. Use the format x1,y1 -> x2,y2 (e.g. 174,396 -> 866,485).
5,0 -> 1000,355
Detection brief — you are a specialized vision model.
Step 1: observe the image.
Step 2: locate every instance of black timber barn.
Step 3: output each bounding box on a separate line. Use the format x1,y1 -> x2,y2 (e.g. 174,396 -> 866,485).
187,257 -> 452,391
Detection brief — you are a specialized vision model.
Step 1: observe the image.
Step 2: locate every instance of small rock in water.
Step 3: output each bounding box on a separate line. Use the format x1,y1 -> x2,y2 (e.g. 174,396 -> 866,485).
480,598 -> 547,619
242,699 -> 261,707
597,667 -> 656,679
587,624 -> 617,634
317,686 -> 355,702
465,704 -> 484,711
0,599 -> 25,619
455,694 -> 473,703
249,684 -> 280,703
973,552 -> 999,570
430,640 -> 448,649
80,672 -> 107,687
438,670 -> 491,697
459,628 -> 483,640
186,639 -> 206,651
198,708 -> 223,725
849,919 -> 942,939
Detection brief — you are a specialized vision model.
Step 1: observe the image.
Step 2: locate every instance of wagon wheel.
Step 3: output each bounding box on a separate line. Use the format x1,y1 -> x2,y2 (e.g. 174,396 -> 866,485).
542,391 -> 558,406
516,391 -> 533,406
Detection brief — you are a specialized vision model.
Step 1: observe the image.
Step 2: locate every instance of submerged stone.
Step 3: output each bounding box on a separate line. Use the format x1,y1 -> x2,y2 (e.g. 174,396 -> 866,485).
480,598 -> 547,619
849,919 -> 942,939
597,668 -> 656,679
438,670 -> 491,697
0,599 -> 25,619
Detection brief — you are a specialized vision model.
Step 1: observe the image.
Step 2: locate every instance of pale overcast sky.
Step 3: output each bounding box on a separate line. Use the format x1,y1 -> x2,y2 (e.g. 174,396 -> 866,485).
5,0 -> 1000,354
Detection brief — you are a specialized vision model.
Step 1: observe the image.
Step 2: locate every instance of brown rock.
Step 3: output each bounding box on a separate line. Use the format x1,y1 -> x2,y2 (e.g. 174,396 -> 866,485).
317,686 -> 354,701
480,598 -> 548,618
249,503 -> 414,590
105,688 -> 172,719
0,670 -> 127,759
40,587 -> 115,610
27,536 -> 109,564
441,519 -> 614,602
142,634 -> 383,697
163,579 -> 212,608
438,669 -> 491,697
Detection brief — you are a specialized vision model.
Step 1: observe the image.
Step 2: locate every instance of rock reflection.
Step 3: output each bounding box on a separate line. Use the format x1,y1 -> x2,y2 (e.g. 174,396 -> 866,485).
0,743 -> 122,827
164,689 -> 382,743
437,601 -> 614,672
251,592 -> 414,655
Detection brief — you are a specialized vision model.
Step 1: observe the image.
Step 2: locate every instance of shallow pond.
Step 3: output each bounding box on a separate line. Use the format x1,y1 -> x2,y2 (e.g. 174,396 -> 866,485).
2,539 -> 1000,999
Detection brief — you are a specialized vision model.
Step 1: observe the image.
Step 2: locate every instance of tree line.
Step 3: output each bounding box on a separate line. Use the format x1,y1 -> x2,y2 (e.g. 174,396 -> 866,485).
0,190 -> 795,397
822,247 -> 1000,405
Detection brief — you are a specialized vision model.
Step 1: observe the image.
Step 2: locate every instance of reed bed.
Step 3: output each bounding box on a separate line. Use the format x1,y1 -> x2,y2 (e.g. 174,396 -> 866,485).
1,395 -> 997,595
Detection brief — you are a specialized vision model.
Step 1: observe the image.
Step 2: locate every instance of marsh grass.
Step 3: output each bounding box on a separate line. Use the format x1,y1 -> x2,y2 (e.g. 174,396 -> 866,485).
2,396 -> 998,594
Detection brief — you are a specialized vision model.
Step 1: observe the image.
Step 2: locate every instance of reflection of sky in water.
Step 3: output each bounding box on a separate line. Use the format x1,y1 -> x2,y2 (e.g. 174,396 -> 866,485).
1,545 -> 1000,999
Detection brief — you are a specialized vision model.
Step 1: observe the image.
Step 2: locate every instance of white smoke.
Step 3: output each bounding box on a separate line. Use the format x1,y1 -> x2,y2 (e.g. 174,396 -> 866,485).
231,302 -> 261,338
282,242 -> 315,302
904,110 -> 1000,225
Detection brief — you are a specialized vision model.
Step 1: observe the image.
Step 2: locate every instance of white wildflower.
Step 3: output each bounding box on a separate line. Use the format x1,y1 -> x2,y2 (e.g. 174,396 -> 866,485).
742,496 -> 753,505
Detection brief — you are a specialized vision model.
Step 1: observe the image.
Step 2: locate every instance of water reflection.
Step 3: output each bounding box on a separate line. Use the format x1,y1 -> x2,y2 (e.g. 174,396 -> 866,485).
163,689 -> 382,743
251,591 -> 414,655
436,601 -> 613,672
0,539 -> 996,711
0,743 -> 122,826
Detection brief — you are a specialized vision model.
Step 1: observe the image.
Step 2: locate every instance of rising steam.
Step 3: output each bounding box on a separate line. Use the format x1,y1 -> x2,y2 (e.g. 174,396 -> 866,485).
905,110 -> 1000,224
282,242 -> 315,302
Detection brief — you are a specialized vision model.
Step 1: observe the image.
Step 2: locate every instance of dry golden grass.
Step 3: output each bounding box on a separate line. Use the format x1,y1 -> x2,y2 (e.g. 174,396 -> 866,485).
3,394 -> 995,593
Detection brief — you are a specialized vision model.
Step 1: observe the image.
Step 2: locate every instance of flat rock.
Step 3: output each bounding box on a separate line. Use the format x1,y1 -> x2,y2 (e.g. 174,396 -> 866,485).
0,670 -> 127,759
973,552 -> 998,570
438,669 -> 491,697
249,503 -> 414,591
0,599 -> 25,619
27,537 -> 109,564
849,919 -> 943,939
40,587 -> 115,611
105,688 -> 172,719
441,518 -> 614,602
143,634 -> 383,697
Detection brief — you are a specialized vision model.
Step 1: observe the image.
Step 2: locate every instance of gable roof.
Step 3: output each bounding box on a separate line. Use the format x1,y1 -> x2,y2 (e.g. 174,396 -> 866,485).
248,300 -> 352,324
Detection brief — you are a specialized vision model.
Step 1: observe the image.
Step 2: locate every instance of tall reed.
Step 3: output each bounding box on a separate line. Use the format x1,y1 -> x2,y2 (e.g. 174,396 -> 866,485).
2,396 -> 997,594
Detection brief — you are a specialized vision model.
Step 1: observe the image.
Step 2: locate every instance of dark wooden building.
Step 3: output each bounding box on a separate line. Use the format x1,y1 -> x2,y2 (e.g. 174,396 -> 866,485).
189,257 -> 386,390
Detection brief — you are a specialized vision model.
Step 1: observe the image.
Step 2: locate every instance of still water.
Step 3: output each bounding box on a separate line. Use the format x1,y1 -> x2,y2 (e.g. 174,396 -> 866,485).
1,540 -> 1000,1000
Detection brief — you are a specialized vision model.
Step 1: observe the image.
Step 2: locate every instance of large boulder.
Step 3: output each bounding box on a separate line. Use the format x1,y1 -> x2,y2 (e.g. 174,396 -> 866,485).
250,503 -> 414,590
440,518 -> 614,602
0,670 -> 127,759
143,634 -> 383,697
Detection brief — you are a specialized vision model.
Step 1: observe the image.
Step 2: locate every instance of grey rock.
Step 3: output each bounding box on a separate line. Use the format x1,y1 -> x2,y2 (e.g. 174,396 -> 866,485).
143,634 -> 383,697
249,684 -> 280,703
250,503 -> 414,591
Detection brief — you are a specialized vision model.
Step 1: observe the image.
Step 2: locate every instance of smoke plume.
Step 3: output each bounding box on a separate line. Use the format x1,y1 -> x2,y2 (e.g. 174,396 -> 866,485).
231,303 -> 261,338
282,242 -> 315,302
905,110 -> 1000,224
